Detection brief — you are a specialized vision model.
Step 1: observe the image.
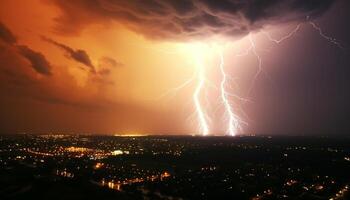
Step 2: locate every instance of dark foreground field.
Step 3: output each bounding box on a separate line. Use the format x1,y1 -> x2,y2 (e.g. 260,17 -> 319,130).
0,135 -> 349,200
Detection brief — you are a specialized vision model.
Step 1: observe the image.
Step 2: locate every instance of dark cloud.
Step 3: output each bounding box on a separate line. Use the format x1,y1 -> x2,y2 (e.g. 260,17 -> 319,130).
42,37 -> 96,72
17,45 -> 52,76
0,22 -> 17,44
0,22 -> 52,76
51,0 -> 336,40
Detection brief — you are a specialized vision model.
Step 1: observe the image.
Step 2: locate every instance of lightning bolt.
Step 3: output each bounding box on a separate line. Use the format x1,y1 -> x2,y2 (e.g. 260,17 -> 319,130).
262,24 -> 301,44
155,72 -> 196,100
263,17 -> 344,49
218,50 -> 241,136
232,19 -> 344,136
308,21 -> 344,49
252,18 -> 344,95
247,33 -> 266,96
193,56 -> 209,136
153,18 -> 343,137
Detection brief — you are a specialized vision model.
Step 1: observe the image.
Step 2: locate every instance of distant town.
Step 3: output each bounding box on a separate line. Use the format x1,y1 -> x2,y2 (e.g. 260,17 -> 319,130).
0,134 -> 349,199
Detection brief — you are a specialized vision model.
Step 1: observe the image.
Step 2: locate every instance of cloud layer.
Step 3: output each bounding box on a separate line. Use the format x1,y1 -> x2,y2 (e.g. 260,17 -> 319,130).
52,0 -> 335,40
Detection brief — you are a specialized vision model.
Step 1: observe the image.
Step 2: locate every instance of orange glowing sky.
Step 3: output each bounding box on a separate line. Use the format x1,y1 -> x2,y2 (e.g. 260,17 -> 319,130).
0,0 -> 210,134
0,0 -> 348,135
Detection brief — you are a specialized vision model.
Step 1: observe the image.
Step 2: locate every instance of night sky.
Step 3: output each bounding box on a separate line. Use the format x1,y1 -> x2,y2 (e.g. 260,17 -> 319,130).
0,0 -> 349,135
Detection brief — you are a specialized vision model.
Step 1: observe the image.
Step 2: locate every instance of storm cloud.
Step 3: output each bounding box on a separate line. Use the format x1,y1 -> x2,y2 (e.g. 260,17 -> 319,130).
52,0 -> 336,40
